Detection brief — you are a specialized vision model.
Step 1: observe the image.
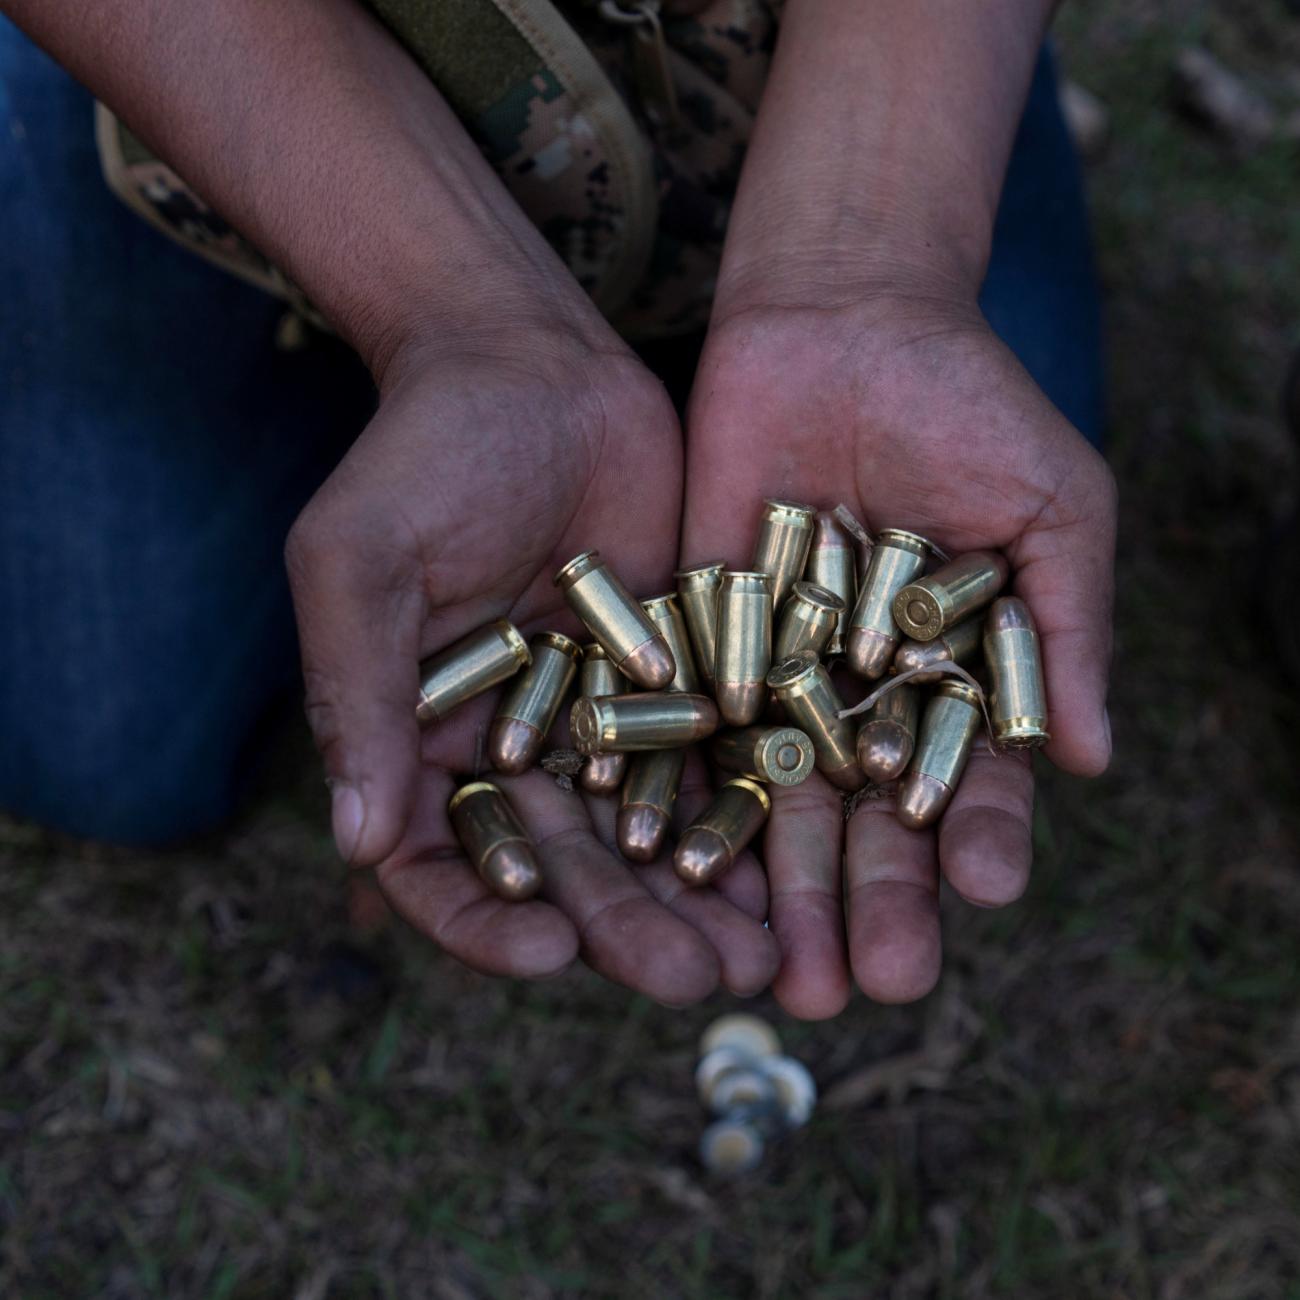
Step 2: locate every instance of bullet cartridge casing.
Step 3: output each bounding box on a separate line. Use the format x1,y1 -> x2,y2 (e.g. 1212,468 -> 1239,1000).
674,561 -> 725,691
554,550 -> 675,689
714,571 -> 773,727
856,683 -> 920,783
751,499 -> 816,614
893,615 -> 984,684
805,512 -> 856,655
984,597 -> 1050,747
416,619 -> 531,725
766,651 -> 867,791
699,1012 -> 783,1059
774,581 -> 845,661
570,692 -> 719,754
847,529 -> 932,679
699,1118 -> 764,1175
617,747 -> 687,862
897,681 -> 983,829
674,778 -> 772,886
641,593 -> 701,693
712,725 -> 815,787
448,781 -> 542,901
489,632 -> 581,774
893,550 -> 1010,642
577,644 -> 628,794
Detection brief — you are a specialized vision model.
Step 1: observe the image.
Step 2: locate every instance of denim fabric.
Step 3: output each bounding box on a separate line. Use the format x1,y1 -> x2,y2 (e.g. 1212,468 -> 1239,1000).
0,24 -> 1102,843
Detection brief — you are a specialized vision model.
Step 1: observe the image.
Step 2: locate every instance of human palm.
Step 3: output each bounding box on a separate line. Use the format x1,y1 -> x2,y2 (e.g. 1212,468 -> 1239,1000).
682,299 -> 1116,1016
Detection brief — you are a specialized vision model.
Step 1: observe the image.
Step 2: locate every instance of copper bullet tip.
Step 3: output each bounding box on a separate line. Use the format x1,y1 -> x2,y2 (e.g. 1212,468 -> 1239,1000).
822,759 -> 870,793
621,635 -> 677,690
810,510 -> 850,550
715,680 -> 769,728
846,628 -> 896,679
482,843 -> 543,901
580,753 -> 626,795
617,805 -> 671,863
987,595 -> 1033,634
487,717 -> 543,776
857,721 -> 915,783
673,827 -> 732,887
892,641 -> 945,679
896,771 -> 954,830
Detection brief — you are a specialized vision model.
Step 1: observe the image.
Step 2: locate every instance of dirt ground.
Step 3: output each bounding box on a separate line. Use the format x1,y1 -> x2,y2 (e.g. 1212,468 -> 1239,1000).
5,4 -> 1300,1298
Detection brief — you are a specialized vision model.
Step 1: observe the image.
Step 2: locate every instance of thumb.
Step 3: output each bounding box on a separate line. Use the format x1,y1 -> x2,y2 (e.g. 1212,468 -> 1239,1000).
1009,452 -> 1118,778
285,504 -> 424,866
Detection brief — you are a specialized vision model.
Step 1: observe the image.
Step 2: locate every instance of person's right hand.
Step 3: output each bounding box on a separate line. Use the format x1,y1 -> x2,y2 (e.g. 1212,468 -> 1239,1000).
286,328 -> 779,1005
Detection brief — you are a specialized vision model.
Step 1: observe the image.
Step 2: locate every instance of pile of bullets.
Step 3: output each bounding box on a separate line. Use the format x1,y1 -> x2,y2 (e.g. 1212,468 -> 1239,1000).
695,1014 -> 816,1175
421,501 -> 1049,901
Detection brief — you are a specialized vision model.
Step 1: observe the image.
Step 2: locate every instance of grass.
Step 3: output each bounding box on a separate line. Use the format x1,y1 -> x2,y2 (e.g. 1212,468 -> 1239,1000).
5,2 -> 1300,1296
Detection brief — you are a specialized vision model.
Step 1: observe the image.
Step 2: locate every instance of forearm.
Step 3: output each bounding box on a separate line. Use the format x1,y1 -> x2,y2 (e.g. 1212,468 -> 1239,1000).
3,0 -> 605,380
715,0 -> 1056,316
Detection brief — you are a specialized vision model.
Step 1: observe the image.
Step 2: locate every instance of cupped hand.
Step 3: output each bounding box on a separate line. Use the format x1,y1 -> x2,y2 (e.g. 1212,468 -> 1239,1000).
286,331 -> 777,1004
682,295 -> 1116,1017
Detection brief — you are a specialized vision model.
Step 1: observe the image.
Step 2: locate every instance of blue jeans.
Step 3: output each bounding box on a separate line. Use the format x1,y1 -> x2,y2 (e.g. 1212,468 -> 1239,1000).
0,24 -> 1102,843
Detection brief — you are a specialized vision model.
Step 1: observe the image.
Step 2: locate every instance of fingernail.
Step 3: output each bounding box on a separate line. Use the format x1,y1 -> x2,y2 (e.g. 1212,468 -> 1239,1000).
331,784 -> 366,864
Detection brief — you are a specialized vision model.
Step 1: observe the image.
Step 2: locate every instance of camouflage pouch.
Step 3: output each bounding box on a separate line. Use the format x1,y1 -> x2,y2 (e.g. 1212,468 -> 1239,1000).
95,0 -> 777,341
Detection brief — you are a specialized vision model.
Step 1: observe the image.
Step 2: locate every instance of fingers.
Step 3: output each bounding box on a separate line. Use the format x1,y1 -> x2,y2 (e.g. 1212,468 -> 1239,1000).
375,767 -> 579,980
1010,448 -> 1117,778
763,776 -> 852,1020
938,747 -> 1034,908
845,796 -> 942,1004
286,494 -> 426,867
502,772 -> 721,1007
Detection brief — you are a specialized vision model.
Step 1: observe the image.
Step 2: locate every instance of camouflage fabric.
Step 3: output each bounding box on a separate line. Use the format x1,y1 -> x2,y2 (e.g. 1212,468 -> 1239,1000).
95,0 -> 778,341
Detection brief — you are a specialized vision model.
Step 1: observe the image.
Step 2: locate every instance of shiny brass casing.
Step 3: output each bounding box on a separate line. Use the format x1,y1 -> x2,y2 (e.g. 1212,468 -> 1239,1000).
766,651 -> 866,791
774,581 -> 845,661
751,499 -> 816,614
489,631 -> 582,774
847,529 -> 931,678
984,597 -> 1050,747
617,747 -> 687,862
805,511 -> 856,655
856,683 -> 920,783
674,561 -> 725,692
569,692 -> 719,754
712,725 -> 815,787
554,550 -> 675,688
674,778 -> 772,886
893,615 -> 984,684
893,550 -> 1010,642
897,681 -> 982,828
416,619 -> 531,725
447,781 -> 542,901
714,571 -> 773,726
641,593 -> 701,693
577,644 -> 628,793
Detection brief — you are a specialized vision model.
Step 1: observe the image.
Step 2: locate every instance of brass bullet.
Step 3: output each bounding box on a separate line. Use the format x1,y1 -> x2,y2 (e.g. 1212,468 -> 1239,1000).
577,644 -> 628,794
699,1118 -> 765,1175
804,512 -> 856,655
570,692 -> 719,754
447,781 -> 542,901
766,651 -> 867,791
856,683 -> 920,783
674,778 -> 771,887
984,597 -> 1050,747
698,1013 -> 783,1059
488,632 -> 582,775
751,499 -> 816,614
674,561 -> 725,692
641,593 -> 701,693
712,725 -> 815,787
896,681 -> 983,829
773,581 -> 845,661
416,619 -> 531,725
554,550 -> 675,689
893,550 -> 1010,642
893,615 -> 984,684
616,747 -> 687,862
714,571 -> 773,727
846,529 -> 932,679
